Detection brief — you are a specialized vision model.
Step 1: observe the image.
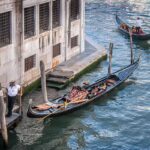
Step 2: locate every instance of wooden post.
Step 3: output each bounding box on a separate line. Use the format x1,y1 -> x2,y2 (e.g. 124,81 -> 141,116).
129,29 -> 134,64
108,43 -> 113,76
18,94 -> 22,116
40,61 -> 48,103
0,83 -> 8,147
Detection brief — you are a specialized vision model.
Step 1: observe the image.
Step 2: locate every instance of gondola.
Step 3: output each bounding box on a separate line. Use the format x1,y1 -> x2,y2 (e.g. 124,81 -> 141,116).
116,14 -> 150,40
27,43 -> 139,118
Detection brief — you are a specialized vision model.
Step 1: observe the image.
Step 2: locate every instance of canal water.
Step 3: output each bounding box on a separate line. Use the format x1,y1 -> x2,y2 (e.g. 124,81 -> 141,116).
1,0 -> 150,149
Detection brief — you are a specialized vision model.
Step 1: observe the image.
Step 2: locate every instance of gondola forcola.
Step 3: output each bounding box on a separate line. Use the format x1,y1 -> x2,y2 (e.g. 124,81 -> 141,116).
116,14 -> 150,40
27,43 -> 140,118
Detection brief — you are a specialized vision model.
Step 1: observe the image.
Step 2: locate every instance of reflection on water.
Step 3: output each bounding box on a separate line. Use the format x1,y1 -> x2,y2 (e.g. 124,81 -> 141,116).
1,0 -> 150,149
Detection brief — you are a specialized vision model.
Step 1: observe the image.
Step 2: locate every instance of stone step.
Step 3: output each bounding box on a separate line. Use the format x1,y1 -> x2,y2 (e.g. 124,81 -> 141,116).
47,77 -> 69,84
47,70 -> 74,79
47,82 -> 65,89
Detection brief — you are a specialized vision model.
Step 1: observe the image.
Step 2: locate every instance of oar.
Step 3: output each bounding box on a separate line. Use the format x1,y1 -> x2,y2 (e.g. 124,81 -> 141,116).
36,103 -> 65,123
37,109 -> 59,123
37,113 -> 52,123
37,98 -> 89,123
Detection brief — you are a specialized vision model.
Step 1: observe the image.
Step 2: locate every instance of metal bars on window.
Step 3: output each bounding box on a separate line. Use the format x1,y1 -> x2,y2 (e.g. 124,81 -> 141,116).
39,3 -> 50,33
24,6 -> 35,39
53,43 -> 61,58
53,0 -> 61,28
70,0 -> 80,21
25,55 -> 36,72
71,36 -> 78,48
0,12 -> 11,48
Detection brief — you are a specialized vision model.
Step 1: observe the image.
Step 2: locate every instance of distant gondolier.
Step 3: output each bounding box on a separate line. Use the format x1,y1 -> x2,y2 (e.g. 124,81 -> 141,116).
6,81 -> 21,117
136,17 -> 143,33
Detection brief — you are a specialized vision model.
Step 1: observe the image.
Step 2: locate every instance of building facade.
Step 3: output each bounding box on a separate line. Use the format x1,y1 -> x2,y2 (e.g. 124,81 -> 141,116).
0,0 -> 85,87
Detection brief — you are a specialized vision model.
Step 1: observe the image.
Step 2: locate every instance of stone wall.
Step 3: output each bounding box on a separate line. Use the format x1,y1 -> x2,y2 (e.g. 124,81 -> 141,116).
0,0 -> 85,87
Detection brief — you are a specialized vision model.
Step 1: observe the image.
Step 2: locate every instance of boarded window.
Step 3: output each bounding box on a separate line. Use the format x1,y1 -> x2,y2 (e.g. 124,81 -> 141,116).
39,3 -> 50,33
25,55 -> 36,72
0,12 -> 11,48
53,0 -> 61,28
24,6 -> 35,39
70,0 -> 80,21
53,43 -> 61,58
71,36 -> 78,48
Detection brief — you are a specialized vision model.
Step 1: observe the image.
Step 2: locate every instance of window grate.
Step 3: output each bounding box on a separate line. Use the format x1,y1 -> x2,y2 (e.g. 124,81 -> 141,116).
53,0 -> 61,28
70,0 -> 80,21
39,3 -> 50,33
0,12 -> 11,48
71,36 -> 78,48
24,6 -> 35,39
25,55 -> 36,72
53,43 -> 61,58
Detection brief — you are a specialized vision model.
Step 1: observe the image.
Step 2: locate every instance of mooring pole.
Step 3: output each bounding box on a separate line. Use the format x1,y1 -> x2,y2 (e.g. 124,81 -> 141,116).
18,91 -> 22,116
129,29 -> 134,64
108,43 -> 113,76
0,83 -> 8,147
40,61 -> 48,103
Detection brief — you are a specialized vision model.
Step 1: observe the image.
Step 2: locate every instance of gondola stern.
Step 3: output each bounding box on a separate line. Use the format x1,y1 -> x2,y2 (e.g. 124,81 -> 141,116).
27,99 -> 37,118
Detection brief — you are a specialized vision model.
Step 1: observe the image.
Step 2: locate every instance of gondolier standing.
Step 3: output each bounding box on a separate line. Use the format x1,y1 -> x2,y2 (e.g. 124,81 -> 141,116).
6,81 -> 21,117
136,17 -> 143,33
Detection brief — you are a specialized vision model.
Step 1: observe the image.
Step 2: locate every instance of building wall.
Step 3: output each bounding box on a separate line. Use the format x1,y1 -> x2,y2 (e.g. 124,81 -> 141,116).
0,0 -> 85,87
0,0 -> 18,86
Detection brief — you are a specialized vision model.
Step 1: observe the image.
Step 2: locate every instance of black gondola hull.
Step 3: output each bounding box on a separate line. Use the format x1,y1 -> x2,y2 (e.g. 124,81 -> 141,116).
116,15 -> 150,40
27,59 -> 139,118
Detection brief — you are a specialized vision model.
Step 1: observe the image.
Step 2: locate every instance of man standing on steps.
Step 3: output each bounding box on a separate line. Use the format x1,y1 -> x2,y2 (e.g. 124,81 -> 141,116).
6,81 -> 21,117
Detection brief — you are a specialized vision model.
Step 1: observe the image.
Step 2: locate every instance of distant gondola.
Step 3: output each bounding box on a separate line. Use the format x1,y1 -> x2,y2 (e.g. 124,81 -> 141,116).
116,14 -> 150,40
27,48 -> 139,118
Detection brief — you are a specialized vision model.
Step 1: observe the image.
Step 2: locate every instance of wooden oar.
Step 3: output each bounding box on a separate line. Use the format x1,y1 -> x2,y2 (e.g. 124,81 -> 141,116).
37,109 -> 58,123
37,113 -> 52,123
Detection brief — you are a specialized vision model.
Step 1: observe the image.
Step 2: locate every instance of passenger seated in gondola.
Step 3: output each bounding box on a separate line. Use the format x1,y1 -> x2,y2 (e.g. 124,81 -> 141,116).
139,28 -> 144,34
91,85 -> 100,96
120,23 -> 129,31
63,86 -> 88,105
88,83 -> 107,98
132,26 -> 136,33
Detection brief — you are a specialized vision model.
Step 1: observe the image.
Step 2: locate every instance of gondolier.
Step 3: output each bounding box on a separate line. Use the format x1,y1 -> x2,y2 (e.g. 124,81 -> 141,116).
6,81 -> 21,117
116,14 -> 150,40
136,17 -> 143,33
